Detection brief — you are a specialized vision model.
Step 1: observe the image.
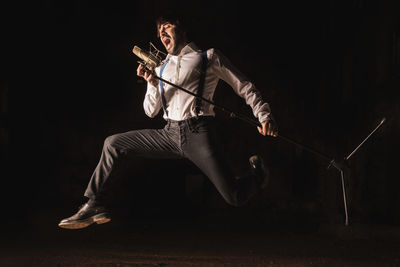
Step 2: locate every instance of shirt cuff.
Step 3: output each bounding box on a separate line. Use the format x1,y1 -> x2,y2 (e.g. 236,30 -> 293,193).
258,112 -> 272,124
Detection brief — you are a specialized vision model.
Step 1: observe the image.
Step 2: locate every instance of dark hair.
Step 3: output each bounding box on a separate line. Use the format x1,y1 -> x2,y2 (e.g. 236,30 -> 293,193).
155,13 -> 191,39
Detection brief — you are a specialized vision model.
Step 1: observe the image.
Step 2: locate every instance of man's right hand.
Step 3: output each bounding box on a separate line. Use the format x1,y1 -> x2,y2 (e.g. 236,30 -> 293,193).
257,119 -> 278,137
137,64 -> 158,87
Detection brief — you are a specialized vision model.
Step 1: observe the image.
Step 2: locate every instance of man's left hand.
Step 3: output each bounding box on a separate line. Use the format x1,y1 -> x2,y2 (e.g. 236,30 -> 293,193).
258,120 -> 278,137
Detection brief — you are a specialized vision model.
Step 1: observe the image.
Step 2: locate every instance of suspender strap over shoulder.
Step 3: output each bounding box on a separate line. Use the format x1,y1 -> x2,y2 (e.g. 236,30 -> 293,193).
195,50 -> 208,115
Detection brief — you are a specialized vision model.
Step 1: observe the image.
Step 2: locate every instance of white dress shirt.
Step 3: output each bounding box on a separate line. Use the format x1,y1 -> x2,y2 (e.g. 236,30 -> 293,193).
143,42 -> 272,123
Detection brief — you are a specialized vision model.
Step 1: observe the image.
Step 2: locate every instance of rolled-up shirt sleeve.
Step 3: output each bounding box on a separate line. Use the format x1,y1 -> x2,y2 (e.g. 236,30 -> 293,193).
210,49 -> 272,123
143,83 -> 162,118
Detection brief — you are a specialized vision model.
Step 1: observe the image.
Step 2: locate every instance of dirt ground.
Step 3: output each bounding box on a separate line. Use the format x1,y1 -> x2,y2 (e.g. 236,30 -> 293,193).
1,208 -> 399,267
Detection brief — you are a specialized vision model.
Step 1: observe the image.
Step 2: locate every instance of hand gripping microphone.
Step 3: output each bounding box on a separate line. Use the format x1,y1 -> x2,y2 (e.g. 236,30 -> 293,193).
132,45 -> 161,68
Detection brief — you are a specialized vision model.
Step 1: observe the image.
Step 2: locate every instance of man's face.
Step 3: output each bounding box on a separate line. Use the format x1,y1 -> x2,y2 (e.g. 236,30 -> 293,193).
158,22 -> 184,55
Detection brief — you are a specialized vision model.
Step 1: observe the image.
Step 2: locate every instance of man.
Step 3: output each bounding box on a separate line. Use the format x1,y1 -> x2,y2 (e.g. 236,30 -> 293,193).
58,14 -> 278,229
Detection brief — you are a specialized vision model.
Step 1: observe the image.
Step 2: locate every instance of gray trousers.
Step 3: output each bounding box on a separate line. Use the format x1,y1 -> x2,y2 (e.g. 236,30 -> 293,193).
84,116 -> 261,207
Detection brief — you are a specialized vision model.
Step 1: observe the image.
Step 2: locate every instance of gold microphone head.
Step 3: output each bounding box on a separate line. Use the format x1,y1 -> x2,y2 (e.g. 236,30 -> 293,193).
132,46 -> 160,68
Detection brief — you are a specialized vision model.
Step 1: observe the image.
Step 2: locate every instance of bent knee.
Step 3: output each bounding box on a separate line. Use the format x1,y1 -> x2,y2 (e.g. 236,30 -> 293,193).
104,134 -> 121,149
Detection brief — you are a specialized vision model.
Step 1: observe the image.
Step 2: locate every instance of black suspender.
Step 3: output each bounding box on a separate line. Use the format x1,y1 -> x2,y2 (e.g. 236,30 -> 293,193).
195,50 -> 208,115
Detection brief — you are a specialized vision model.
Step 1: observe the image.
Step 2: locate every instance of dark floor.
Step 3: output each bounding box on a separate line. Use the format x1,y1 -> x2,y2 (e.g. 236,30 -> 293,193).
1,207 -> 400,267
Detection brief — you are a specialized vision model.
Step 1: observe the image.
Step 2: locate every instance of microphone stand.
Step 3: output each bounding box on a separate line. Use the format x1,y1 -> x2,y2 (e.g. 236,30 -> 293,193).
155,74 -> 336,161
149,71 -> 386,226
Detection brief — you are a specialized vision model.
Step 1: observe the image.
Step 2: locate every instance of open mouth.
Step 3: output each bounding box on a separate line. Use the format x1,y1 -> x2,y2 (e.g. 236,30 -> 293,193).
161,34 -> 172,49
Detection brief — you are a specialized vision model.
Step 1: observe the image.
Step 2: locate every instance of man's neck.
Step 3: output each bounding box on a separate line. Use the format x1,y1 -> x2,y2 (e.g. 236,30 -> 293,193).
171,40 -> 189,56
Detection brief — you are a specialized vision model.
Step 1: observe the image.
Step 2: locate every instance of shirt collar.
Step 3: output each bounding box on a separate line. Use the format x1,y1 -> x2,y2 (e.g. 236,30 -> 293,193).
165,42 -> 199,60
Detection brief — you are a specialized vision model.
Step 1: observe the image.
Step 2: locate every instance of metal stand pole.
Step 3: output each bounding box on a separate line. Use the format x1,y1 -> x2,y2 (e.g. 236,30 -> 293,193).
345,118 -> 386,161
340,169 -> 350,226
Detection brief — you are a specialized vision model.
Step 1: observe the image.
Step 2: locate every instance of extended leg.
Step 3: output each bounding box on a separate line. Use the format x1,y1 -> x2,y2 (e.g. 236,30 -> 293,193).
59,126 -> 182,229
84,128 -> 182,201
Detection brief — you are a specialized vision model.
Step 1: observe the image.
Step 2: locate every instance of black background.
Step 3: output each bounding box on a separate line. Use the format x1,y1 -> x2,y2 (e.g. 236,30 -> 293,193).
1,0 -> 400,231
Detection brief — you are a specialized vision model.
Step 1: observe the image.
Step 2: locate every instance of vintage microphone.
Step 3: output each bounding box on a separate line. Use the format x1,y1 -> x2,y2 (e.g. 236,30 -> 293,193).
133,44 -> 387,226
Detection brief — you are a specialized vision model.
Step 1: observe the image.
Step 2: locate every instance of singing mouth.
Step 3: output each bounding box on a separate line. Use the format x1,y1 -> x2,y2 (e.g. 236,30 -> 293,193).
164,38 -> 171,46
161,34 -> 171,47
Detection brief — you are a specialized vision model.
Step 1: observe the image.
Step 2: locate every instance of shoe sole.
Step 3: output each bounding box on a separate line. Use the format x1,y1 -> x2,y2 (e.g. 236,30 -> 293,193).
58,213 -> 111,229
